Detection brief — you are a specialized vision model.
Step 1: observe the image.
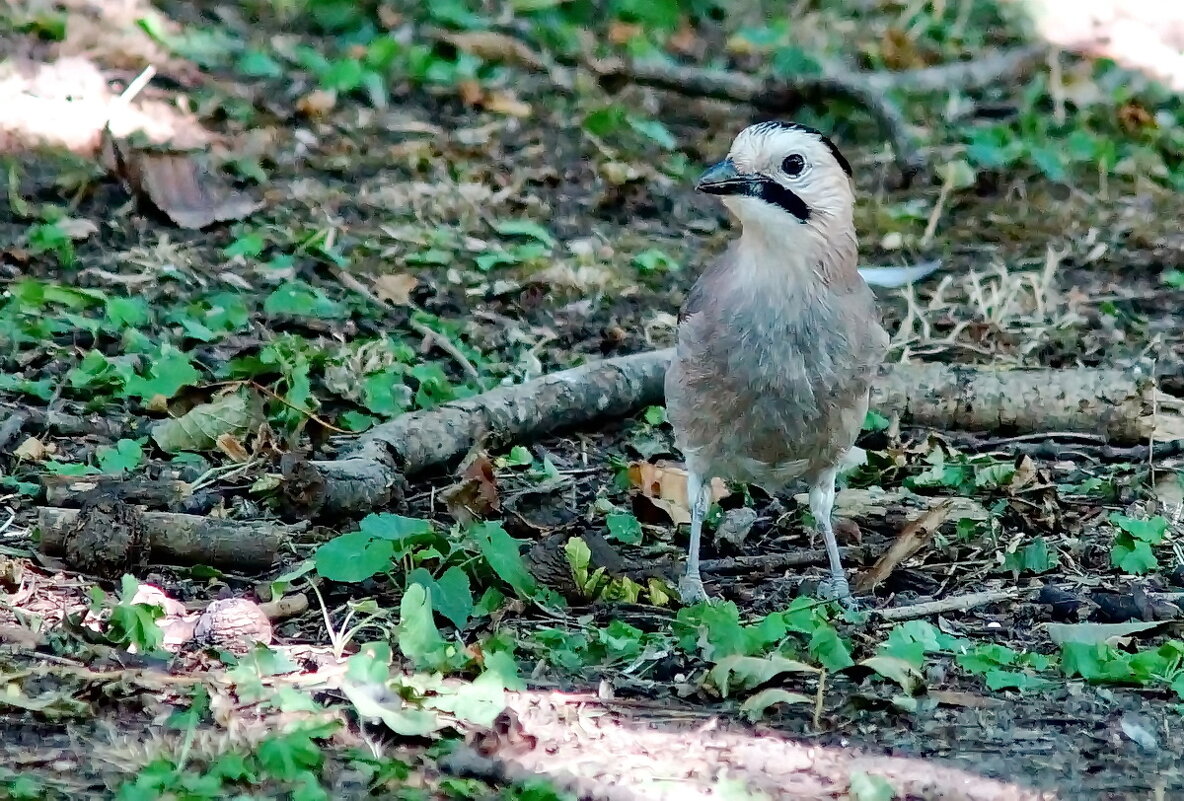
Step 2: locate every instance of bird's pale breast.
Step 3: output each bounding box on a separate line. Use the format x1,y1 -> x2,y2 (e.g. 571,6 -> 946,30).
666,265 -> 885,489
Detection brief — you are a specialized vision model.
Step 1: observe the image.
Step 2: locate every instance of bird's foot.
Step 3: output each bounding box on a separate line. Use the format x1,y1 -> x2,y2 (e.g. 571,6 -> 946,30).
817,572 -> 858,611
678,572 -> 711,605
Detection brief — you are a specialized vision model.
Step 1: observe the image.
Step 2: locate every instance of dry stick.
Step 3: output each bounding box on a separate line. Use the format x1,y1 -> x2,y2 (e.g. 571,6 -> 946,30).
874,588 -> 1024,622
700,546 -> 868,575
297,347 -> 1184,516
590,57 -> 925,181
854,500 -> 956,593
408,318 -> 482,384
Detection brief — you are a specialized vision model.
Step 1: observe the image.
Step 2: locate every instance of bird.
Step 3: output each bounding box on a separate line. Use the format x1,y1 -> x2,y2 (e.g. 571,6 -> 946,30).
664,120 -> 889,604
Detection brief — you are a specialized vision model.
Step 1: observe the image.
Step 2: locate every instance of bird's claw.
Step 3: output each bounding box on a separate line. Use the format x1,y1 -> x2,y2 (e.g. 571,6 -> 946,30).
817,573 -> 858,611
678,573 -> 710,605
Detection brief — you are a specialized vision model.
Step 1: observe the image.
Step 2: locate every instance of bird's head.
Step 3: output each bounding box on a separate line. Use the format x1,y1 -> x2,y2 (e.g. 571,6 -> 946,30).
696,121 -> 854,236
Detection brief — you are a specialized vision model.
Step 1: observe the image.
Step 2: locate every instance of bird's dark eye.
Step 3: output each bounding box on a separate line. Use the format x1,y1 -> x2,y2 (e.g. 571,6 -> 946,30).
781,154 -> 805,177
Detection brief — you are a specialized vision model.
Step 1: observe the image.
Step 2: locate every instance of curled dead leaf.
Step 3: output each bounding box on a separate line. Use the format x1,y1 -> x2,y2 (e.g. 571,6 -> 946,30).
373,272 -> 419,305
13,437 -> 49,462
627,460 -> 728,526
296,89 -> 337,119
108,137 -> 264,229
441,451 -> 500,527
215,433 -> 250,463
483,91 -> 532,118
443,31 -> 546,70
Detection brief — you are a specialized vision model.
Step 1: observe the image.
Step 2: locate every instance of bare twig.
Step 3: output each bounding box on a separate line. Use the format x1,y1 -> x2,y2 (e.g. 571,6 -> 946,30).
854,500 -> 955,592
699,546 -> 869,575
409,318 -> 482,384
332,265 -> 482,383
874,588 -> 1024,622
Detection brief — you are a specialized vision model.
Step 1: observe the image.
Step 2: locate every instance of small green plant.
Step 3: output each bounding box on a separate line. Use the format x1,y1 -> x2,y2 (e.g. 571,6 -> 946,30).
1110,513 -> 1169,574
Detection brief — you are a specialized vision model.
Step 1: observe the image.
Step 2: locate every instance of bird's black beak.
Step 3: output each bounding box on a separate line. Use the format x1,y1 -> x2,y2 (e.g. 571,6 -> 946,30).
696,158 -> 758,196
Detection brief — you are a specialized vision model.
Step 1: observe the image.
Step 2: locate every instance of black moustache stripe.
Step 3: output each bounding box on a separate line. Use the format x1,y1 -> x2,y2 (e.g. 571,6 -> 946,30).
750,178 -> 810,222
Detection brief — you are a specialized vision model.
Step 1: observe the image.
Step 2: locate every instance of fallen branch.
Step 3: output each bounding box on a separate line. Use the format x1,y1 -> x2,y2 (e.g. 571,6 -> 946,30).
589,56 -> 925,182
699,546 -> 872,575
38,506 -> 303,571
0,406 -> 126,453
293,350 -> 1183,516
436,24 -> 1044,184
874,588 -> 1024,622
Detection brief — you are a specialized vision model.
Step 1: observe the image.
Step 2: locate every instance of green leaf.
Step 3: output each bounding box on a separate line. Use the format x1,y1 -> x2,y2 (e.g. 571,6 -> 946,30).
427,671 -> 505,727
1110,513 -> 1169,543
237,50 -> 283,78
96,439 -> 143,473
956,643 -> 1019,674
707,655 -> 818,697
984,669 -> 1055,692
320,58 -> 366,91
849,773 -> 896,801
862,409 -> 890,432
1029,145 -> 1067,182
123,346 -> 201,401
264,281 -> 345,319
396,584 -> 447,669
1111,539 -> 1159,574
809,625 -> 854,671
104,296 -> 150,328
626,116 -> 676,150
605,512 -> 643,544
1003,537 -> 1058,575
501,445 -> 533,467
493,219 -> 556,248
360,513 -> 434,544
860,655 -> 923,694
632,248 -> 679,274
315,532 -> 394,583
676,602 -> 752,660
360,366 -> 411,417
1061,642 -> 1132,683
481,648 -> 525,691
469,522 -> 538,598
408,566 -> 473,630
738,688 -> 813,721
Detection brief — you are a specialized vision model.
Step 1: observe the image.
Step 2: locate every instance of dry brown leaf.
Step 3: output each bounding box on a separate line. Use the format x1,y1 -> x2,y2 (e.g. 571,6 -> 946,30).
627,460 -> 729,526
457,80 -> 484,107
13,437 -> 48,462
608,22 -> 643,45
1008,455 -> 1039,493
296,89 -> 337,119
373,272 -> 419,305
483,91 -> 532,118
443,31 -> 546,70
109,139 -> 264,229
215,434 -> 250,463
441,452 -> 501,526
854,500 -> 956,593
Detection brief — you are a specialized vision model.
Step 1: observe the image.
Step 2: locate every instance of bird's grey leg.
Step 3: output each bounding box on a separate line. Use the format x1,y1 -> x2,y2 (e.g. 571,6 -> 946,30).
808,467 -> 854,607
679,471 -> 710,603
